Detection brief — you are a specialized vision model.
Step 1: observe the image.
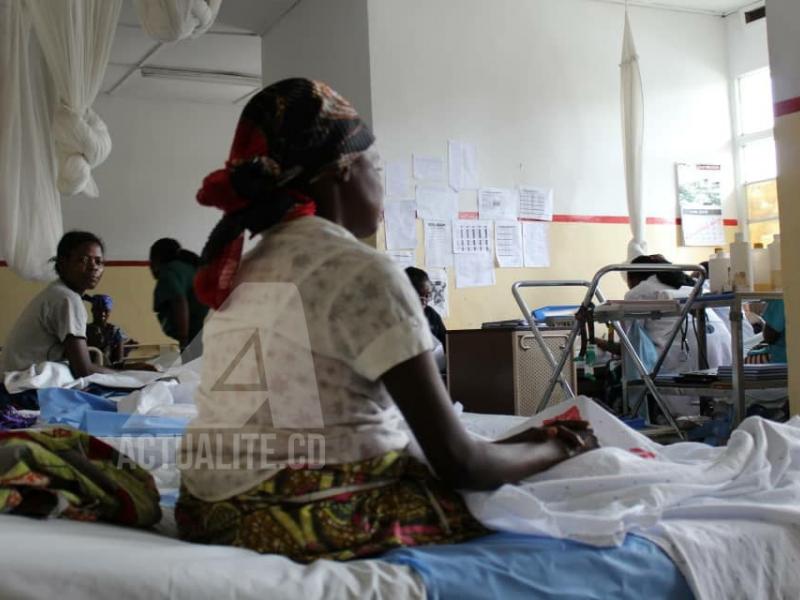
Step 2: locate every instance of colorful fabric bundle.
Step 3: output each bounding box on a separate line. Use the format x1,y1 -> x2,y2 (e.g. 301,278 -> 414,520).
175,451 -> 487,563
0,427 -> 161,527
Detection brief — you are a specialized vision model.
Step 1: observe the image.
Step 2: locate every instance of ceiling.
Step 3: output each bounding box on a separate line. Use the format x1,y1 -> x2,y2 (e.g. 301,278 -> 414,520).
102,0 -> 297,106
592,0 -> 762,16
103,0 -> 762,105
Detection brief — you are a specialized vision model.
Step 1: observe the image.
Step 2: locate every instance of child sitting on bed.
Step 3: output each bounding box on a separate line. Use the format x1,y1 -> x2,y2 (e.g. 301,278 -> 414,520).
84,294 -> 136,367
175,78 -> 598,563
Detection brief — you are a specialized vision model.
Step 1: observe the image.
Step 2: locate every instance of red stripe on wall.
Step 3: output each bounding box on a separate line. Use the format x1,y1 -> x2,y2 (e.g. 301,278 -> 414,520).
0,215 -> 743,268
775,96 -> 800,118
457,212 -> 738,226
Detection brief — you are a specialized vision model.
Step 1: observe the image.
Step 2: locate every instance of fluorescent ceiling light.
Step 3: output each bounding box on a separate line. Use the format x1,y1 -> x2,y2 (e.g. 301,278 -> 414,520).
140,66 -> 261,87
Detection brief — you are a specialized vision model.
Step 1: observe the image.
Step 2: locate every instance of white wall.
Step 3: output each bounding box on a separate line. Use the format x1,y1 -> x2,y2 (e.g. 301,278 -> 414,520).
64,95 -> 240,259
261,0 -> 372,126
766,0 -> 800,104
726,8 -> 770,79
367,0 -> 736,220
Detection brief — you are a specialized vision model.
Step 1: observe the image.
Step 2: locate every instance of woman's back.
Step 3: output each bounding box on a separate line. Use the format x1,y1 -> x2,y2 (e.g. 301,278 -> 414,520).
182,216 -> 434,501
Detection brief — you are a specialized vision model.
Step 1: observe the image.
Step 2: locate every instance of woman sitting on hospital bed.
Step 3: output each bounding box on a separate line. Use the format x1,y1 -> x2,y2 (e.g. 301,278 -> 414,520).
1,232 -> 156,383
1,231 -> 116,379
175,78 -> 598,562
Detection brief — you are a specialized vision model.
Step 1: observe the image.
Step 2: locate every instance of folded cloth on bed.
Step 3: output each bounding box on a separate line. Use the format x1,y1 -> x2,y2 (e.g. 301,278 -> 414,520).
0,427 -> 161,527
383,532 -> 693,600
4,361 -> 168,394
463,397 -> 800,600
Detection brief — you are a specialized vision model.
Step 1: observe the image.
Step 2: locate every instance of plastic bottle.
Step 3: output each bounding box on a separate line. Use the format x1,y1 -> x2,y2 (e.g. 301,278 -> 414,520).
708,248 -> 731,293
584,343 -> 597,380
769,234 -> 782,290
730,232 -> 753,292
752,242 -> 771,291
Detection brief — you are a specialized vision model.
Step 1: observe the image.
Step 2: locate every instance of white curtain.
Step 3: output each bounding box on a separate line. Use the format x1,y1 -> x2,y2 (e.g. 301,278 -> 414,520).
26,0 -> 122,198
134,0 -> 222,42
620,12 -> 647,261
0,0 -> 62,280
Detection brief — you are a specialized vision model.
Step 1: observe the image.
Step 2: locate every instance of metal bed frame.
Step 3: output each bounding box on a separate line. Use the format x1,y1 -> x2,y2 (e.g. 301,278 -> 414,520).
512,263 -> 706,440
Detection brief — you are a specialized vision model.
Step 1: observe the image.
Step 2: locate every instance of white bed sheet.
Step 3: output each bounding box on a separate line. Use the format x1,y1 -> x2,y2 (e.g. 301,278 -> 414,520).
0,514 -> 424,600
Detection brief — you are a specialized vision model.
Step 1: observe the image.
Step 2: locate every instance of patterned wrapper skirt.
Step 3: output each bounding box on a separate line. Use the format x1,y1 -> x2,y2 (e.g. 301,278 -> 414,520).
175,451 -> 488,562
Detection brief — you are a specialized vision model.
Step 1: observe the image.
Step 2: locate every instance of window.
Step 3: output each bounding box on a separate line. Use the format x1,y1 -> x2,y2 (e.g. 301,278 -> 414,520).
735,68 -> 779,245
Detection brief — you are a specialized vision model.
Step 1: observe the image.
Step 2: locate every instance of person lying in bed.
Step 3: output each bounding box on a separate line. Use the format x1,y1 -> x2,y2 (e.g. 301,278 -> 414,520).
1,231 -> 154,379
175,78 -> 597,563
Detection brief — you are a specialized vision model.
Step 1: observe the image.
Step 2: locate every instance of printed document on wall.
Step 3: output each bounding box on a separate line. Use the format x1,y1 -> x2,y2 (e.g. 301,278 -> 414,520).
413,154 -> 445,182
495,220 -> 523,268
428,267 -> 449,317
478,187 -> 518,220
384,200 -> 417,250
386,160 -> 411,198
417,184 -> 459,221
424,220 -> 454,268
522,221 -> 550,267
519,186 -> 554,221
448,140 -> 479,191
453,220 -> 492,254
385,250 -> 415,270
455,253 -> 495,288
676,163 -> 725,246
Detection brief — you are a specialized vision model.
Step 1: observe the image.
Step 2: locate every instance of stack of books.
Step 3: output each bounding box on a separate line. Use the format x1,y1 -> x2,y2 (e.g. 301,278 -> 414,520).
716,364 -> 788,382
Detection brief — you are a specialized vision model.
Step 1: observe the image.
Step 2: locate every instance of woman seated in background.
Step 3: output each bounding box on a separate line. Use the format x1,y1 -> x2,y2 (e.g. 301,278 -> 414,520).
405,266 -> 447,371
149,238 -> 208,361
2,231 -> 114,378
85,294 -> 136,367
175,78 -> 597,563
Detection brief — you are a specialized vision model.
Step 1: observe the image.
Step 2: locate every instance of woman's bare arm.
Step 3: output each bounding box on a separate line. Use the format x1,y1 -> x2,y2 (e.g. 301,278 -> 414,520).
382,351 -> 596,490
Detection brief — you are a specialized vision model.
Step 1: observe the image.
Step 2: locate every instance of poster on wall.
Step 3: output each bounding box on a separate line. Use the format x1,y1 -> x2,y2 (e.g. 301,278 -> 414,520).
428,268 -> 449,317
676,163 -> 725,246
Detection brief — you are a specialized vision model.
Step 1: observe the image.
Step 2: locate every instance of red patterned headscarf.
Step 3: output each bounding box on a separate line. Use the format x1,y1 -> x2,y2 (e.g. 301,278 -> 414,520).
194,78 -> 375,309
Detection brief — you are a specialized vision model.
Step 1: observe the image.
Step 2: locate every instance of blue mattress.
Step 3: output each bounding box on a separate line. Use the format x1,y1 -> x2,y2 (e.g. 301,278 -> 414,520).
383,532 -> 693,600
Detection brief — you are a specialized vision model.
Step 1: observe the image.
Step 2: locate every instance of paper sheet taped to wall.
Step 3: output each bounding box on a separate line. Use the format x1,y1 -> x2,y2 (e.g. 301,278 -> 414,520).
386,160 -> 411,198
384,200 -> 417,250
518,186 -> 554,221
478,187 -> 518,220
495,220 -> 523,268
424,219 -> 453,268
523,221 -> 550,267
455,253 -> 495,288
453,220 -> 492,254
417,184 -> 459,220
385,250 -> 415,270
413,154 -> 445,182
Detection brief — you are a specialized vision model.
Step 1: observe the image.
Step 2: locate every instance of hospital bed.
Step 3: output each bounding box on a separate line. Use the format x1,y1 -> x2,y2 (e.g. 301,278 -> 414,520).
2,356 -> 796,599
0,408 -> 694,600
